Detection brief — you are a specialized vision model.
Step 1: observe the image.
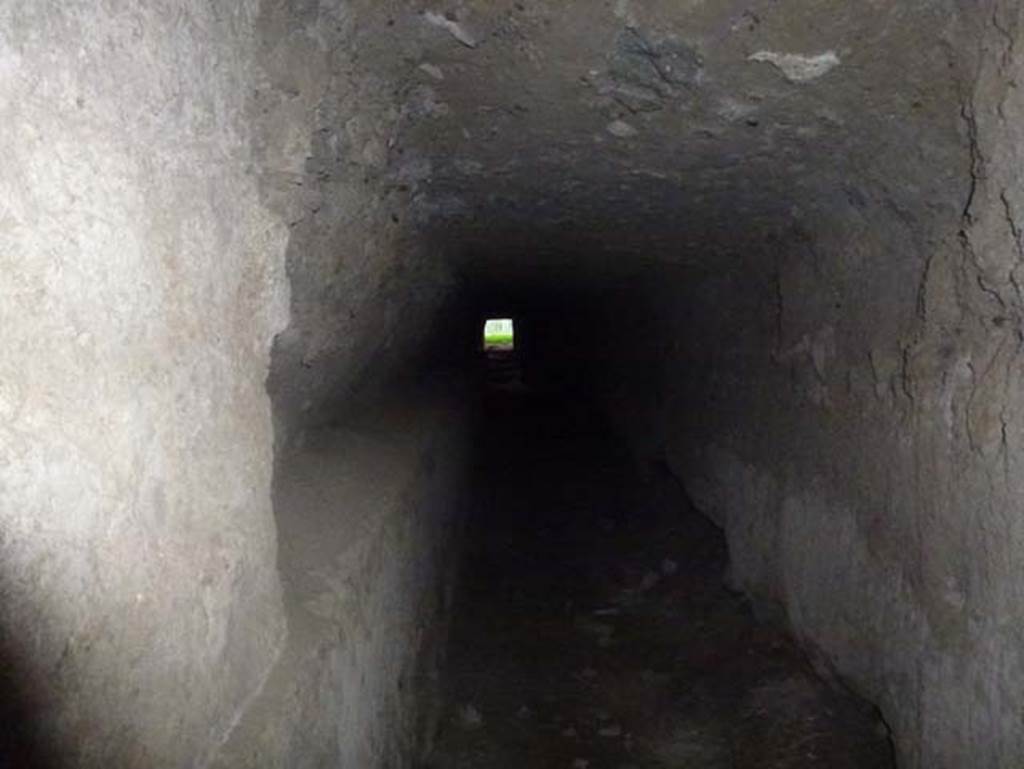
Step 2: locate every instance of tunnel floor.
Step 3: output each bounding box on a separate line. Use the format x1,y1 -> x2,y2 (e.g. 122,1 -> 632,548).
423,388 -> 895,769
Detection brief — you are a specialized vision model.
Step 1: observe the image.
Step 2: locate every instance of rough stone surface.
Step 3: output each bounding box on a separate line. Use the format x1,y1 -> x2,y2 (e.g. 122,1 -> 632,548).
378,0 -> 1023,765
1,3 -> 467,766
210,388 -> 471,768
563,5 -> 1024,766
254,0 -> 460,448
0,3 -> 290,765
5,1 -> 1024,767
428,392 -> 894,769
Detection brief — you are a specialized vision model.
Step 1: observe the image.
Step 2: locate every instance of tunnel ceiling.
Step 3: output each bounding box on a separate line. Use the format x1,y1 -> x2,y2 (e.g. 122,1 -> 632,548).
355,0 -> 972,275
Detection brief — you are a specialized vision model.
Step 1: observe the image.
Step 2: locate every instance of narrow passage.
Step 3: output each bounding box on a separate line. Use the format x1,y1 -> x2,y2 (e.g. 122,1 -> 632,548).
424,390 -> 895,769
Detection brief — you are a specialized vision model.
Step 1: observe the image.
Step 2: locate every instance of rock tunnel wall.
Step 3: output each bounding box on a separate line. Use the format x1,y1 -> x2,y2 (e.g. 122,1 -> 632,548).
209,388 -> 472,768
581,9 -> 1024,765
245,4 -> 474,767
1,2 -> 469,767
4,1 -> 1024,767
256,0 -> 461,450
0,3 -> 291,765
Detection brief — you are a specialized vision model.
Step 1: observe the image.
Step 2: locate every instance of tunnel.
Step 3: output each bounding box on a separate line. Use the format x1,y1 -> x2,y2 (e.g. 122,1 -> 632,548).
2,1 -> 1024,767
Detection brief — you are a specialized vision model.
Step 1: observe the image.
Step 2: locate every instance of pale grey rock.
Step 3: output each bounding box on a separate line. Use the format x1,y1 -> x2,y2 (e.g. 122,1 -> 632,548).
607,120 -> 639,138
424,11 -> 479,48
749,50 -> 841,82
0,3 -> 289,765
420,62 -> 445,81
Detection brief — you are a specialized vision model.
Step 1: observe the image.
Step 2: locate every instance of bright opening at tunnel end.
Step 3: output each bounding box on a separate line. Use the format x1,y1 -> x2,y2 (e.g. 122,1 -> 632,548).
483,318 -> 515,351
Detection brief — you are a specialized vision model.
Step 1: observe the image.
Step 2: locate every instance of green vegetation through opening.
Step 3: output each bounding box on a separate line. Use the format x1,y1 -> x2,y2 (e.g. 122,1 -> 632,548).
483,318 -> 515,350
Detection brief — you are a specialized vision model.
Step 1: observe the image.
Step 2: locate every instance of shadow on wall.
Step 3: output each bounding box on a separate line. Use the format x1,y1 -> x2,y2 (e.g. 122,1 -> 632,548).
0,630 -> 60,768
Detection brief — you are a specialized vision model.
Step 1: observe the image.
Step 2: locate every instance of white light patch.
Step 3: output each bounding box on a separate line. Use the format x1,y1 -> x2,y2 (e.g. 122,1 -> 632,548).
748,50 -> 840,82
424,11 -> 478,48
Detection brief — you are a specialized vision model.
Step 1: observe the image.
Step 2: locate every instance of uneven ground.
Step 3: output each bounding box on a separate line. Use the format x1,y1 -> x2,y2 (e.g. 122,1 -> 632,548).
424,380 -> 895,769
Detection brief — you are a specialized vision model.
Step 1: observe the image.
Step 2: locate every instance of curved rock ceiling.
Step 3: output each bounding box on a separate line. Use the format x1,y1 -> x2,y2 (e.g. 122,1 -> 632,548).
373,0 -> 970,269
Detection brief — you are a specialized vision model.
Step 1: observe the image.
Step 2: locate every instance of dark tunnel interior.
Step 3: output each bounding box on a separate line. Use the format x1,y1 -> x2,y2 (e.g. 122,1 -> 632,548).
4,2 -> 1024,768
412,256 -> 901,767
429,350 -> 897,768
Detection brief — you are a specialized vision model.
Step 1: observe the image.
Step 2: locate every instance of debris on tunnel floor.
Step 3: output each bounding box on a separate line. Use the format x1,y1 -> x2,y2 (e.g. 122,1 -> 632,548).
422,391 -> 894,769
